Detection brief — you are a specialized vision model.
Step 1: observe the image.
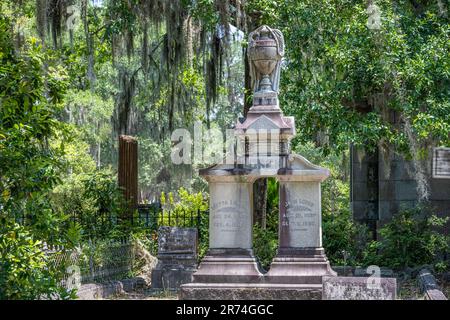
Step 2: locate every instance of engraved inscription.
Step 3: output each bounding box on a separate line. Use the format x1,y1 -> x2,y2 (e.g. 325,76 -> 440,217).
158,226 -> 197,255
211,200 -> 245,233
284,197 -> 317,232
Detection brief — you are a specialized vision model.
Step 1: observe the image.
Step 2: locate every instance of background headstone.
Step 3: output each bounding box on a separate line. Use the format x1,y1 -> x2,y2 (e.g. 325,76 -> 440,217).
322,276 -> 397,300
151,226 -> 198,291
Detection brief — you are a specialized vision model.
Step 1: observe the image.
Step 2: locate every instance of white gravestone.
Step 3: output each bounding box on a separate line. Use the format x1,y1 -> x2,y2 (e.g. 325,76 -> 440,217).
209,182 -> 252,249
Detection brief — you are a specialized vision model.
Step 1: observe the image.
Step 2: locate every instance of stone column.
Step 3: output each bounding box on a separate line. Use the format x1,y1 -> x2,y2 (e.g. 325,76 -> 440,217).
266,157 -> 336,285
191,177 -> 263,284
278,181 -> 322,249
118,135 -> 138,218
209,182 -> 252,249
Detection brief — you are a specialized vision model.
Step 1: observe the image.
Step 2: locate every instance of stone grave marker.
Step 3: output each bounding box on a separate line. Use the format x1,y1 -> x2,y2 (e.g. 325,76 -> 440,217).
322,276 -> 397,300
151,226 -> 198,290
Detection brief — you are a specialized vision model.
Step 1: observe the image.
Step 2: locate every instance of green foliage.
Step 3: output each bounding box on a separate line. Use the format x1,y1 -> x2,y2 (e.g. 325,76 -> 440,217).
1,0 -> 449,299
266,177 -> 279,217
160,187 -> 208,224
252,178 -> 279,269
276,0 -> 450,153
253,223 -> 278,271
63,89 -> 114,151
323,209 -> 370,266
51,167 -> 127,243
77,239 -> 136,282
160,188 -> 209,259
0,16 -> 68,233
363,207 -> 450,270
0,220 -> 75,300
0,15 -> 79,299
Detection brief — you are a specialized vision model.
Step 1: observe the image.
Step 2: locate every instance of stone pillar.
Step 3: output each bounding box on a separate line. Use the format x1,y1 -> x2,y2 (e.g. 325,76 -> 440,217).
278,181 -> 322,249
118,135 -> 138,217
190,177 -> 263,284
266,158 -> 336,285
209,182 -> 252,249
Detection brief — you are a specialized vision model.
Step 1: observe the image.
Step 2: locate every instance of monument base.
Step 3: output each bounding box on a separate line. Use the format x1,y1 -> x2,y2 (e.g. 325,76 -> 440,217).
265,247 -> 337,284
192,249 -> 264,283
151,268 -> 195,290
179,283 -> 322,300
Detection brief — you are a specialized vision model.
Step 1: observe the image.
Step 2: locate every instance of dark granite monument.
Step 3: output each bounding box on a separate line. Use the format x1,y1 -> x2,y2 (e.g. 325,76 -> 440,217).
351,145 -> 450,238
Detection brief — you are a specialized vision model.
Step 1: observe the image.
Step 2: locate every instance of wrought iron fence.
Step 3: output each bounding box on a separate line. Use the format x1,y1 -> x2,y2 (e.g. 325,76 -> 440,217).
135,203 -> 205,230
14,202 -> 207,234
45,237 -> 136,289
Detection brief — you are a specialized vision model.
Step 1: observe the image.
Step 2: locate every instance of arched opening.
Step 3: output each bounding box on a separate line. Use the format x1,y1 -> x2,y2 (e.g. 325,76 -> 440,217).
252,177 -> 279,273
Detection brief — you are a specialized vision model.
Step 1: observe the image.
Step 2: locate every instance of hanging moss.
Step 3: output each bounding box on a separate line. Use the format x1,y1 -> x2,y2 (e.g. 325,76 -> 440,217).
38,0 -> 247,140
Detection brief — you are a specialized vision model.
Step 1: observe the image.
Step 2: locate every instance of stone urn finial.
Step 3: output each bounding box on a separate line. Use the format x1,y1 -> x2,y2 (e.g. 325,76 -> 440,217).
248,25 -> 284,107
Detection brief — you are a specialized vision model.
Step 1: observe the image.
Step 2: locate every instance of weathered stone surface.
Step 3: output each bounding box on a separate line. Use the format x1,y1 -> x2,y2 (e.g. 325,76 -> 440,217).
322,276 -> 397,300
279,181 -> 321,248
352,144 -> 450,234
418,269 -> 447,300
76,281 -> 124,300
180,283 -> 322,300
191,248 -> 263,284
158,226 -> 197,256
151,226 -> 198,291
121,277 -> 147,293
76,277 -> 149,299
265,248 -> 336,285
209,182 -> 252,249
429,179 -> 450,200
247,25 -> 284,105
151,269 -> 194,291
118,135 -> 138,217
331,266 -> 355,277
189,26 -> 335,297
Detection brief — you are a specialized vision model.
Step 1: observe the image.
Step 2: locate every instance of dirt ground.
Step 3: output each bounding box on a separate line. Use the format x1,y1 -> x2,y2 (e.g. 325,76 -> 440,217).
397,278 -> 424,300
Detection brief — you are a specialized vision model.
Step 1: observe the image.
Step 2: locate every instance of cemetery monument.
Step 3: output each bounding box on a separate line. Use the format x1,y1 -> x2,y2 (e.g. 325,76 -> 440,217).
180,25 -> 337,299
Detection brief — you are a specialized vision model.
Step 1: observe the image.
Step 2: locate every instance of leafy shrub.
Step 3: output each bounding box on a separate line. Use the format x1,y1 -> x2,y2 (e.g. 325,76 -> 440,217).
0,16 -> 76,299
51,168 -> 127,243
0,220 -> 75,300
323,209 -> 371,265
161,188 -> 208,219
363,207 -> 449,270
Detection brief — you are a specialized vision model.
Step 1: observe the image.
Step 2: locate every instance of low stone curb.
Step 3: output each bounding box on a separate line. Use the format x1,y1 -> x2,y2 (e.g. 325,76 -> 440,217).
76,277 -> 147,300
417,269 -> 447,300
